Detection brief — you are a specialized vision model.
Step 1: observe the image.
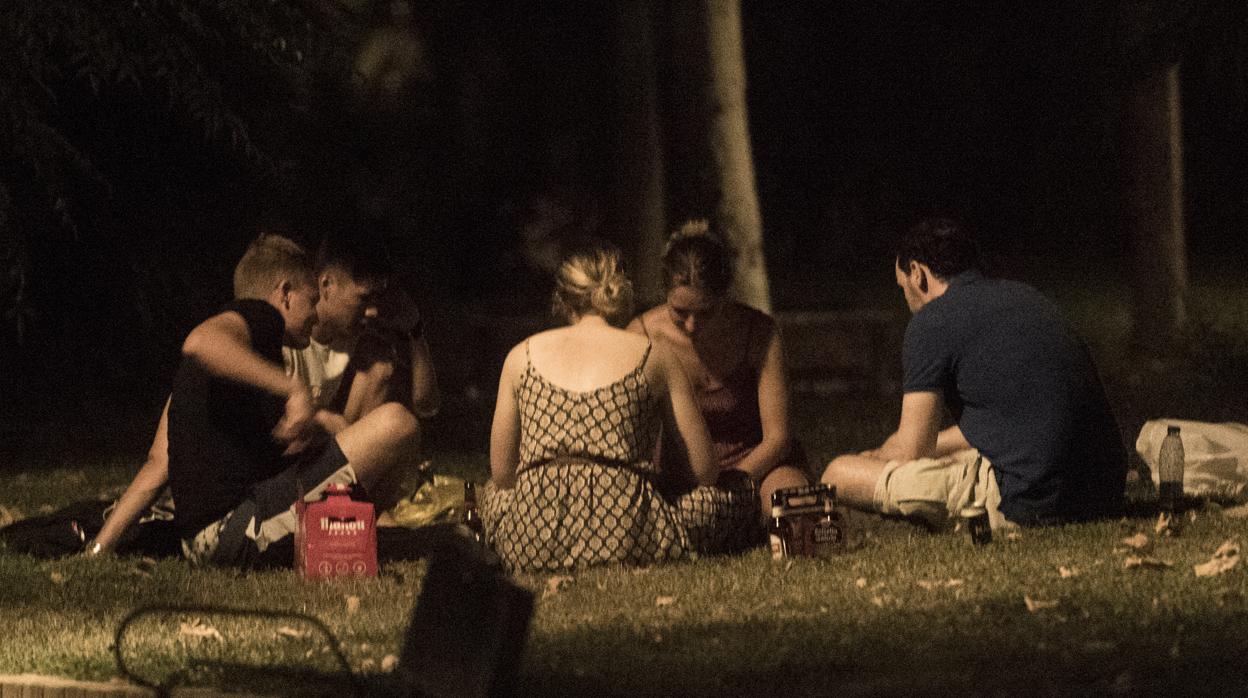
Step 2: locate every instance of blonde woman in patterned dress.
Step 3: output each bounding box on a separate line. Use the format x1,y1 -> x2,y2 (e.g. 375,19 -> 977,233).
482,244 -> 721,571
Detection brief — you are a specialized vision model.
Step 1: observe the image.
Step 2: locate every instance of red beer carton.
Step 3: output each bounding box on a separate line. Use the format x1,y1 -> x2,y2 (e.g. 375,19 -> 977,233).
295,482 -> 378,579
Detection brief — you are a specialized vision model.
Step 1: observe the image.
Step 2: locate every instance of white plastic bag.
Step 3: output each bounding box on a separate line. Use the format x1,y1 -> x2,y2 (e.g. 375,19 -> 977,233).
1136,419 -> 1248,501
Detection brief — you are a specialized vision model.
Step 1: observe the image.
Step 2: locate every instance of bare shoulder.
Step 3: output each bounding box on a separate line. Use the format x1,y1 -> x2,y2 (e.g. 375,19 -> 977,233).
721,302 -> 776,367
500,339 -> 530,378
643,336 -> 678,385
636,305 -> 683,342
730,302 -> 776,333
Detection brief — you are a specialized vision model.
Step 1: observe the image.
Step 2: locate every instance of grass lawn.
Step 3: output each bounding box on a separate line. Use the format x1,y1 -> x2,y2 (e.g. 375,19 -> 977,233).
2,280 -> 1248,696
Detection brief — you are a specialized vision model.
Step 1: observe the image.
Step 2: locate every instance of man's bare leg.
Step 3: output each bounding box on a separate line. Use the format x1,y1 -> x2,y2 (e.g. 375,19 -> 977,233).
821,454 -> 890,511
333,402 -> 420,498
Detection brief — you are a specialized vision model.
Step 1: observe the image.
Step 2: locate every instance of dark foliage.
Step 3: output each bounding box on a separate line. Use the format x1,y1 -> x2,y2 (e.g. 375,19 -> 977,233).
0,0 -> 370,407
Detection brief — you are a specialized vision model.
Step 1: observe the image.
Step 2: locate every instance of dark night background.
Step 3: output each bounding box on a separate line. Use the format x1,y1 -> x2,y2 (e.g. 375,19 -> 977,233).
1,1 -> 1246,449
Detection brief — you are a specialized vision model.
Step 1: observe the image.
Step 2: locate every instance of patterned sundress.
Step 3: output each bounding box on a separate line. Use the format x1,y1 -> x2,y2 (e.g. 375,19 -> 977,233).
482,341 -> 756,571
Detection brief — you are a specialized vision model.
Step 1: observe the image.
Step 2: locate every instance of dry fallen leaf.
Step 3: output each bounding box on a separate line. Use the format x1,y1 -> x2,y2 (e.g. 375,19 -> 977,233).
49,571 -> 66,585
0,505 -> 23,527
655,595 -> 677,607
917,579 -> 964,590
1155,512 -> 1181,536
543,575 -> 575,599
1024,595 -> 1059,612
1006,531 -> 1023,542
1194,540 -> 1241,578
855,577 -> 868,588
345,595 -> 361,616
276,626 -> 311,640
179,619 -> 223,642
381,654 -> 399,673
1123,555 -> 1173,570
1058,566 -> 1080,579
1122,533 -> 1151,550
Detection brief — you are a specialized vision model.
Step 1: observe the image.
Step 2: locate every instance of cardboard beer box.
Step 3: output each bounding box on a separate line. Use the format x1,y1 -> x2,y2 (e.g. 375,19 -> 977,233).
295,482 -> 378,579
774,484 -> 846,558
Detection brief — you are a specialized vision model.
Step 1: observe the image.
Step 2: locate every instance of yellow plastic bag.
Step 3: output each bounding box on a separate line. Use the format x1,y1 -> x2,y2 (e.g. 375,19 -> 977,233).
386,474 -> 467,528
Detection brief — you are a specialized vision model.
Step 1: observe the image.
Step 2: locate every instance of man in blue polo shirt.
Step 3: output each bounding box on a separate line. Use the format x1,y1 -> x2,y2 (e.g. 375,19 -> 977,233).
821,218 -> 1126,529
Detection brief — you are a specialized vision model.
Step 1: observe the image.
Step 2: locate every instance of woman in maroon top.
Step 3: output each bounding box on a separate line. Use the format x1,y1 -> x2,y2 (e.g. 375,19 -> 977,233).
629,221 -> 810,516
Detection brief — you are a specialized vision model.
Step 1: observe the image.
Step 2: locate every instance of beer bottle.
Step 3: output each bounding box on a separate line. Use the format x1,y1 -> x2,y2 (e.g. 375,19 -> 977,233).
1158,425 -> 1185,535
767,491 -> 788,561
463,481 -> 485,545
1158,425 -> 1185,512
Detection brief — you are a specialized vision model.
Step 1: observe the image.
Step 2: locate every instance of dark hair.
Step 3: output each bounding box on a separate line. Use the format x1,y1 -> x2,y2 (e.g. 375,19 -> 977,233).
661,220 -> 734,297
894,218 -> 981,279
316,233 -> 394,287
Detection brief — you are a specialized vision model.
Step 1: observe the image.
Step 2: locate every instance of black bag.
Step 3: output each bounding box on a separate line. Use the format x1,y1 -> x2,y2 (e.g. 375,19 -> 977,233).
0,499 -> 180,558
399,526 -> 534,698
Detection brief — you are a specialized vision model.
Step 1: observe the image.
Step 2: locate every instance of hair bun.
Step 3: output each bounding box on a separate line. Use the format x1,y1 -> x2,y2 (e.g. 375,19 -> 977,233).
661,219 -> 735,297
552,246 -> 635,326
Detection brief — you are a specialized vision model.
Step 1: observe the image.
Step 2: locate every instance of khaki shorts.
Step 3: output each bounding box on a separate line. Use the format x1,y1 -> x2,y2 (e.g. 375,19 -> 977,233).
873,449 -> 1015,530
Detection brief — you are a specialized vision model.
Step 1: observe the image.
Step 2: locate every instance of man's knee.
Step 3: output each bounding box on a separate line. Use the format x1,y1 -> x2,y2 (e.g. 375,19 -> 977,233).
821,454 -> 887,509
372,402 -> 420,447
821,455 -> 857,486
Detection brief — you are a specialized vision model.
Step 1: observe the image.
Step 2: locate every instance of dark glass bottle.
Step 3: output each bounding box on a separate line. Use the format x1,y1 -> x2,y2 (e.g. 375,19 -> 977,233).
1158,425 -> 1185,513
463,481 -> 485,545
767,491 -> 788,560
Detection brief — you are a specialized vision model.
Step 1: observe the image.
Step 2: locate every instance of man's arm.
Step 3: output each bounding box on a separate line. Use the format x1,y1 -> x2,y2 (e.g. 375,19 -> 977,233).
87,398 -> 172,555
182,310 -> 314,442
873,391 -> 944,462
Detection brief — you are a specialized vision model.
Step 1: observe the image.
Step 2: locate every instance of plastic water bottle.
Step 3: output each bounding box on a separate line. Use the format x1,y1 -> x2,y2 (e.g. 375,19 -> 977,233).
1158,425 -> 1185,513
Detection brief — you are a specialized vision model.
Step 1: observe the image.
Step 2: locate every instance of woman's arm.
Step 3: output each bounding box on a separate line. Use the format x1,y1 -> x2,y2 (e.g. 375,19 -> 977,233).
88,398 -> 172,555
729,325 -> 792,481
656,343 -> 717,487
488,345 -> 524,489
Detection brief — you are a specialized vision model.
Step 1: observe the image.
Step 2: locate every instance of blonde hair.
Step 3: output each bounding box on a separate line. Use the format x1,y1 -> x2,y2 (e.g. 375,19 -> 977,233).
552,245 -> 634,326
662,219 -> 734,297
232,233 -> 315,300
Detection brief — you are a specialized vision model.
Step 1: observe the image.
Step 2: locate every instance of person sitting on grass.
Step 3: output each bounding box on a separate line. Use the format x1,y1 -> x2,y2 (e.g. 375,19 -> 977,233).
483,243 -> 757,571
821,217 -> 1127,530
88,232 -> 438,556
628,221 -> 809,546
89,234 -> 426,566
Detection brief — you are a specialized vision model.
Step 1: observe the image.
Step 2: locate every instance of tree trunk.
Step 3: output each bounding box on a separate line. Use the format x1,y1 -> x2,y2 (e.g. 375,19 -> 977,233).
606,1 -> 667,308
704,0 -> 770,312
1129,62 -> 1187,348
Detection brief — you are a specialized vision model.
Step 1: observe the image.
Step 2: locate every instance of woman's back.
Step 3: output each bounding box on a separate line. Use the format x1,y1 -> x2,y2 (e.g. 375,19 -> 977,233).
518,326 -> 660,471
